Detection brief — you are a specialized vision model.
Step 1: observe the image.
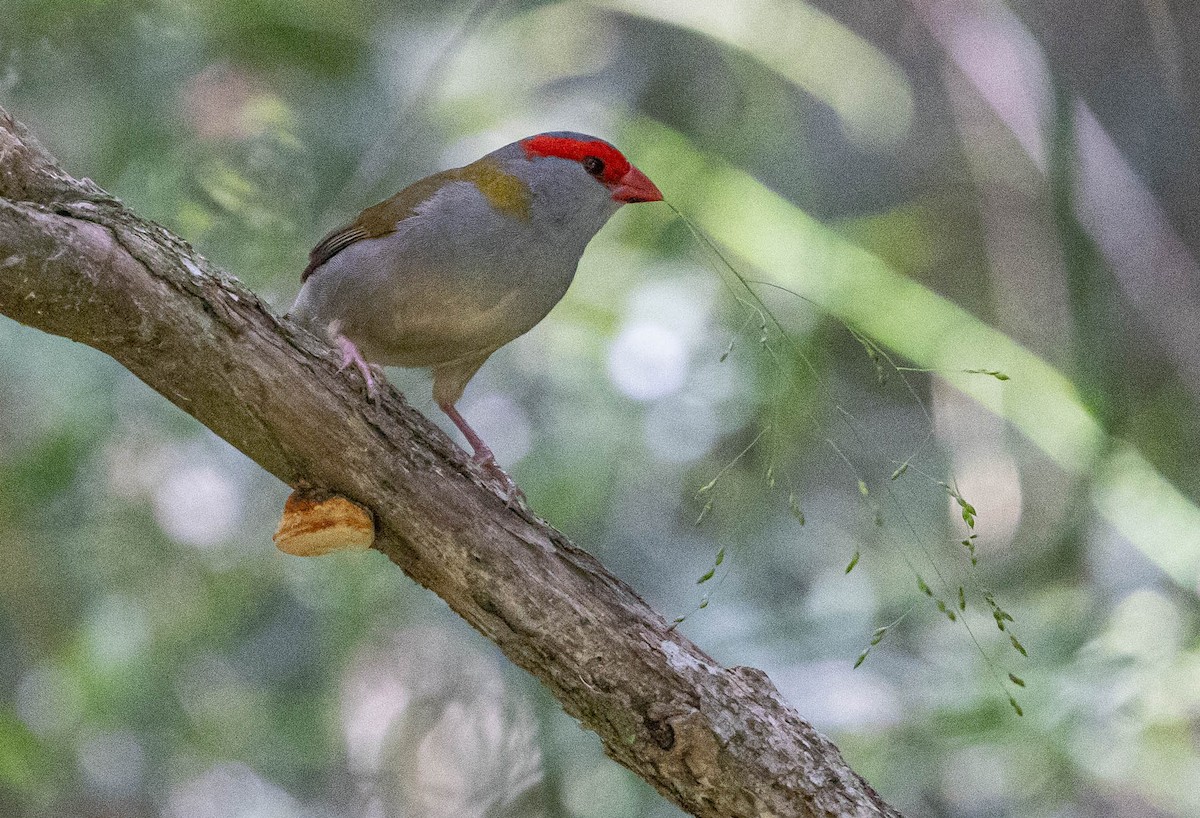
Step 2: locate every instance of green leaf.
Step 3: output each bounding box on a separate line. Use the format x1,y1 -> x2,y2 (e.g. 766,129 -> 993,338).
956,496 -> 977,527
964,368 -> 1011,381
787,493 -> 805,525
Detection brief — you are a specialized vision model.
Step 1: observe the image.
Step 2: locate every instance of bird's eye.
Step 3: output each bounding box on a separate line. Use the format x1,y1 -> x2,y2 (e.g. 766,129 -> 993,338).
582,156 -> 605,176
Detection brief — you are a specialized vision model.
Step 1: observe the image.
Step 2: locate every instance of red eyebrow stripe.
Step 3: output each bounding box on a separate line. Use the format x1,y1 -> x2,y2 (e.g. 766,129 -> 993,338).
521,135 -> 631,185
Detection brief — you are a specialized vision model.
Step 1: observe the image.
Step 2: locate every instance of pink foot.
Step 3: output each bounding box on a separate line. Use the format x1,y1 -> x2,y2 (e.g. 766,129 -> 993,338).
334,335 -> 383,400
441,402 -> 527,508
474,451 -> 528,509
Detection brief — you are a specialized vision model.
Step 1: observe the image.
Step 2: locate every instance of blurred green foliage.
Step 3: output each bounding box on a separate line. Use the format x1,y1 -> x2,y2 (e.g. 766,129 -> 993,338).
3,1 -> 1200,816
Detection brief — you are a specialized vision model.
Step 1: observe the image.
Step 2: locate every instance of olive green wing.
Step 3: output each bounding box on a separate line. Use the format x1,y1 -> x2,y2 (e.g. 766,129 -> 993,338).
301,170 -> 464,282
302,157 -> 534,282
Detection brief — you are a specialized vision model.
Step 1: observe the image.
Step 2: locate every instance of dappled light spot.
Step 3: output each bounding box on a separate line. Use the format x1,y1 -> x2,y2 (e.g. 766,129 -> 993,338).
16,666 -> 84,738
77,729 -> 145,798
606,322 -> 688,401
165,763 -> 301,818
83,594 -> 151,671
154,463 -> 243,550
181,64 -> 280,142
340,627 -> 545,816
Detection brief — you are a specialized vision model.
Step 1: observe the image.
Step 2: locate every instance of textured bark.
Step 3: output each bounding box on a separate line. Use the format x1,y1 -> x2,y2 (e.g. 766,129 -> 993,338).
0,107 -> 903,818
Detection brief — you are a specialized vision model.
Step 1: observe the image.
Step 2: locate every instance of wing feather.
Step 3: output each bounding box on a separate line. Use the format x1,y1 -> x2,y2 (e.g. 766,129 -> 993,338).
300,159 -> 532,282
302,227 -> 369,280
301,170 -> 464,282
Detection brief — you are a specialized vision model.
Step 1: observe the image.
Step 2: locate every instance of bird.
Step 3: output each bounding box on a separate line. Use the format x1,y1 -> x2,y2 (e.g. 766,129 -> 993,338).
289,131 -> 662,496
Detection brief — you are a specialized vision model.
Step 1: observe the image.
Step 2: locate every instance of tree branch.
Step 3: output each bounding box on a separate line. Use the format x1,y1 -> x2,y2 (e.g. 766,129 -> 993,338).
0,107 -> 902,818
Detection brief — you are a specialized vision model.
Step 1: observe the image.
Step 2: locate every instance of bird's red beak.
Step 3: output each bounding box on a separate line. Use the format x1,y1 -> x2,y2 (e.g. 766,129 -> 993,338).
611,165 -> 663,204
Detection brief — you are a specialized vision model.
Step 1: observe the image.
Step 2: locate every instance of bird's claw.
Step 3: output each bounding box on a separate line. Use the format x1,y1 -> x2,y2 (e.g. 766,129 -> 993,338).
475,455 -> 527,509
334,335 -> 384,400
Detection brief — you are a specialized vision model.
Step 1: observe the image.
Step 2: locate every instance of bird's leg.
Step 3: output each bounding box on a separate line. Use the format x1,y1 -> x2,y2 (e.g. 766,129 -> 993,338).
439,402 -> 527,507
331,330 -> 383,400
440,403 -> 494,463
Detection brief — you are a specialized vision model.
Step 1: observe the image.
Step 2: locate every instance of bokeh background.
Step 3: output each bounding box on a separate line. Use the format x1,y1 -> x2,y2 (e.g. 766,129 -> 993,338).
3,1 -> 1200,816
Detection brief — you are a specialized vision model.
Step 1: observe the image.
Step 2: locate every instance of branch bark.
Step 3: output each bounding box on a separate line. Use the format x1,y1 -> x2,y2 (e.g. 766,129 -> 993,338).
0,107 -> 903,818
